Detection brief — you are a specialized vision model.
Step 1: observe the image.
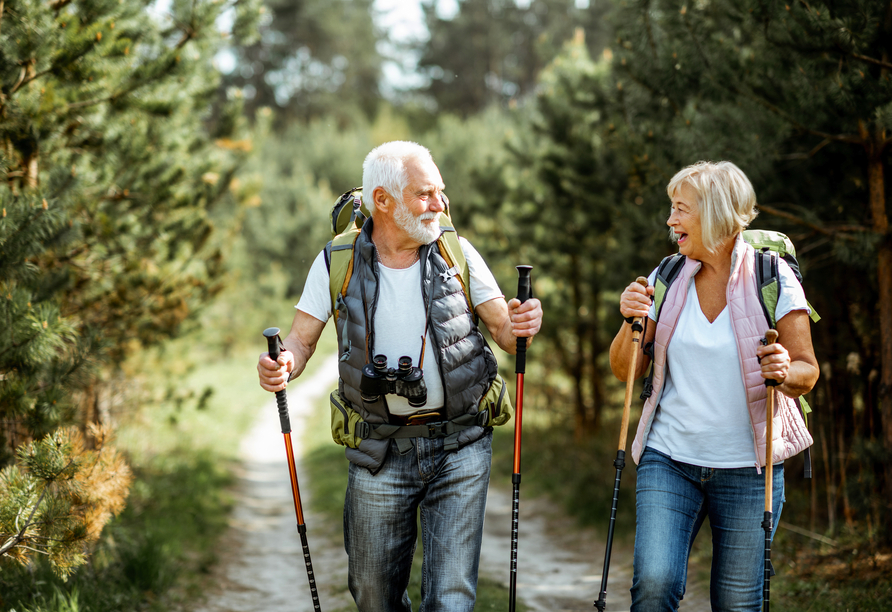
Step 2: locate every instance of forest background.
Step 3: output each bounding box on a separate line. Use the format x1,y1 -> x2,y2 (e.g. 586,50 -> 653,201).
1,0 -> 891,610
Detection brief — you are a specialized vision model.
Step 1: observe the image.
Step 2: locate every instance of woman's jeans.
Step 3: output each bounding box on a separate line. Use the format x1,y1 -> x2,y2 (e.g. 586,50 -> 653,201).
344,431 -> 492,612
632,448 -> 784,612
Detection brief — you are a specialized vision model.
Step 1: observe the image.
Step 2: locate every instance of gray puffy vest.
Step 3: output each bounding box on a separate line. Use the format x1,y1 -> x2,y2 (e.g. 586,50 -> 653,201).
334,220 -> 498,471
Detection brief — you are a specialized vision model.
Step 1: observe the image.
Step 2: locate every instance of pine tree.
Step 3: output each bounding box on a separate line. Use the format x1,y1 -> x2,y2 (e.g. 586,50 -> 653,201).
221,0 -> 383,123
0,425 -> 132,578
418,0 -> 611,115
609,0 -> 892,540
461,32 -> 651,433
1,0 -> 260,574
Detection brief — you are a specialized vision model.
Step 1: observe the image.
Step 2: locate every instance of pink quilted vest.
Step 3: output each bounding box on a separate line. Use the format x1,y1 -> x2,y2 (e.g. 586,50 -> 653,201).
630,235 -> 814,470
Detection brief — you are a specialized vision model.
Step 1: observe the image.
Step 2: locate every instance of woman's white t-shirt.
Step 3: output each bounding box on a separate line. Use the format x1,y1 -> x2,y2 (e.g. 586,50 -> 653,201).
644,256 -> 810,468
296,237 -> 504,416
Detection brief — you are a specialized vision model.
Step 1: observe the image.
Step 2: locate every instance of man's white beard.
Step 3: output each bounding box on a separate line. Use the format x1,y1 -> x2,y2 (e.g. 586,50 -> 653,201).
395,199 -> 440,244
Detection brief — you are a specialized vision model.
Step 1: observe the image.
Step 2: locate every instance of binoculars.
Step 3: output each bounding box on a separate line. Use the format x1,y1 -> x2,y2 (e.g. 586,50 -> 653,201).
359,354 -> 427,407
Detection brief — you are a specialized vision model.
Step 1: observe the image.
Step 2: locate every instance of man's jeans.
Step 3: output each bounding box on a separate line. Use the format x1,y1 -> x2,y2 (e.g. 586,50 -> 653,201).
344,431 -> 492,612
631,448 -> 784,612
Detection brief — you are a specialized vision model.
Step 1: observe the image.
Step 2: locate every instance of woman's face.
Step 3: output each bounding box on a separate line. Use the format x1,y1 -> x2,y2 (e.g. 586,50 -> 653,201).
667,184 -> 704,258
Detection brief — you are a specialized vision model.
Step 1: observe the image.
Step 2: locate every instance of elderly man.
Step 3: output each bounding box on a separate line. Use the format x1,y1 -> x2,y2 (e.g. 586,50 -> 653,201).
257,141 -> 543,612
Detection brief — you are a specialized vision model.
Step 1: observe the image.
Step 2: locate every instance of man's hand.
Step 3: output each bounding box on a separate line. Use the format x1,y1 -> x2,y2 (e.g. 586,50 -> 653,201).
257,349 -> 295,393
506,297 -> 543,338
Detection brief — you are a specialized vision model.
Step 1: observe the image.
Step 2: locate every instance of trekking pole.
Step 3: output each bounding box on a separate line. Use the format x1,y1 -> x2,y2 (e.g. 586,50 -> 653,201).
263,327 -> 322,612
508,265 -> 533,612
762,329 -> 779,612
594,277 -> 649,612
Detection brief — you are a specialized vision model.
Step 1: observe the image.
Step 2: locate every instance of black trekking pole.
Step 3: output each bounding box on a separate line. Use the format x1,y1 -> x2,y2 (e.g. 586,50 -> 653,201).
762,329 -> 779,612
594,277 -> 648,612
508,265 -> 533,612
263,327 -> 322,612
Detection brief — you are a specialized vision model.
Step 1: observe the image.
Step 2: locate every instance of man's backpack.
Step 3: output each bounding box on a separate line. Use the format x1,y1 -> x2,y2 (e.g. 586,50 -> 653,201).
321,188 -> 514,447
645,229 -> 819,476
323,187 -> 473,323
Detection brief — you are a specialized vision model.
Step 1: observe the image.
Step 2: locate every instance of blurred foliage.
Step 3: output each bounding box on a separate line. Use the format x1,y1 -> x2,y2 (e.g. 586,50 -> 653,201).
609,0 -> 892,544
418,0 -> 611,115
3,0 -> 892,607
220,0 -> 384,124
0,425 -> 132,578
0,0 -> 259,577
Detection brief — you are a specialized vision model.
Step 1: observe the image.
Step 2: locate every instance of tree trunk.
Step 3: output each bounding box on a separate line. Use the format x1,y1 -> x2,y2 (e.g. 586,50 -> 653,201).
866,149 -> 892,537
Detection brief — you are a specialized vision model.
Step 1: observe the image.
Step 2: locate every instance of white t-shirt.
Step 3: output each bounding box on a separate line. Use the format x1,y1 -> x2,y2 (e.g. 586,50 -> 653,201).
645,255 -> 810,468
296,237 -> 504,416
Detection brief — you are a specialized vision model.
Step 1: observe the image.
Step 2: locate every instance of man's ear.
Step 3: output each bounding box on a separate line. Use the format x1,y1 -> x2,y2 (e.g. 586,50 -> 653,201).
372,186 -> 394,215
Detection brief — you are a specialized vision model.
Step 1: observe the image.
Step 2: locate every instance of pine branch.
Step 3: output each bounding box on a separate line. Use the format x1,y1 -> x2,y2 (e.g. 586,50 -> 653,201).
0,454 -> 79,559
847,51 -> 892,71
729,82 -> 864,145
0,484 -> 49,558
12,66 -> 60,95
758,203 -> 872,238
779,137 -> 832,160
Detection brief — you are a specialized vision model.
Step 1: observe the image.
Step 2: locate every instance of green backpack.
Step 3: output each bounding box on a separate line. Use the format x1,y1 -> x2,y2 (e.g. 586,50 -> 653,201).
645,229 -> 819,476
650,229 -> 820,328
321,188 -> 513,449
323,187 -> 474,323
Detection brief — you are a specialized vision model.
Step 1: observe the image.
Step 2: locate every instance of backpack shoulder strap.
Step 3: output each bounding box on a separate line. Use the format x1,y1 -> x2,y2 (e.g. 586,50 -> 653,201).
327,228 -> 361,322
753,248 -> 821,326
436,220 -> 473,316
754,248 -> 781,329
433,198 -> 473,316
639,253 -> 684,401
653,253 -> 686,323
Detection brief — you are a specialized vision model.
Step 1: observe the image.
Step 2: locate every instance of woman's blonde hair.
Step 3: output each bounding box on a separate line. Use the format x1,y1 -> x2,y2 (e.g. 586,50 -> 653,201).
667,160 -> 758,252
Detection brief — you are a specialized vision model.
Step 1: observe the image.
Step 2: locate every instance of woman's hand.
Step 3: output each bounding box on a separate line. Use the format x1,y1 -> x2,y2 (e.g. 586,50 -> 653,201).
756,341 -> 791,384
619,280 -> 654,320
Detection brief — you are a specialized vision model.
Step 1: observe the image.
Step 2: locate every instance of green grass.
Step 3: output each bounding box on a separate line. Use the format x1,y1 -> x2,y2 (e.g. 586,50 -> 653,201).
0,326 -> 325,612
493,401 -> 892,612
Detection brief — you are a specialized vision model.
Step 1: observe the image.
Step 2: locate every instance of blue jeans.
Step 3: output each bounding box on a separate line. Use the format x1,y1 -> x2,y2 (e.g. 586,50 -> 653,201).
632,448 -> 784,612
343,431 -> 492,612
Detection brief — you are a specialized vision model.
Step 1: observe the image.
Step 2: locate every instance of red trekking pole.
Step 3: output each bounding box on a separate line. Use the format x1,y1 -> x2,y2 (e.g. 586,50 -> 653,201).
508,265 -> 533,612
595,277 -> 648,612
263,327 -> 322,612
762,329 -> 779,612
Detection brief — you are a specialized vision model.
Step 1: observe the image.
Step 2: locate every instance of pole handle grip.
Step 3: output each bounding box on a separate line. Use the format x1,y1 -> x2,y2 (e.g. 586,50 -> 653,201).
264,326 -> 283,361
514,265 -> 533,371
629,276 -> 649,332
263,327 -> 291,433
762,329 -> 780,387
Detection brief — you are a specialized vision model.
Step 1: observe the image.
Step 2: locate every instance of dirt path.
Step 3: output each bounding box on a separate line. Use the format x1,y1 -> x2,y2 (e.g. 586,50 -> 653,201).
192,354 -> 352,612
194,355 -> 709,612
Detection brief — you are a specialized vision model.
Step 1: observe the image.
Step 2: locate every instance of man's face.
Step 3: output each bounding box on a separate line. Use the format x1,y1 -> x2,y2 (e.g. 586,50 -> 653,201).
394,157 -> 446,245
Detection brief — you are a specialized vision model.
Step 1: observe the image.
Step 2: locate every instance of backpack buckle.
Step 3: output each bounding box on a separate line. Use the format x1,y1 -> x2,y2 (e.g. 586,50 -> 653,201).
355,421 -> 370,439
427,422 -> 448,438
640,376 -> 654,400
475,409 -> 490,427
439,265 -> 460,283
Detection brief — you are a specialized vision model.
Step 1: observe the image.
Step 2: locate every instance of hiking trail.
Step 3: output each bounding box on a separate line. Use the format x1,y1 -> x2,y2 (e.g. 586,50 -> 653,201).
192,354 -> 709,612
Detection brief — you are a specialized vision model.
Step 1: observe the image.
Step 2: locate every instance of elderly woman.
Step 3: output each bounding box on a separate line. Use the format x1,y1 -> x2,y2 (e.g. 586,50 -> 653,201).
609,161 -> 819,612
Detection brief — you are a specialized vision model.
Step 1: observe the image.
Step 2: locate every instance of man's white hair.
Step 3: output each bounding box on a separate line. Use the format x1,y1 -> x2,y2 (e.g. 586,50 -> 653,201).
362,141 -> 433,217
